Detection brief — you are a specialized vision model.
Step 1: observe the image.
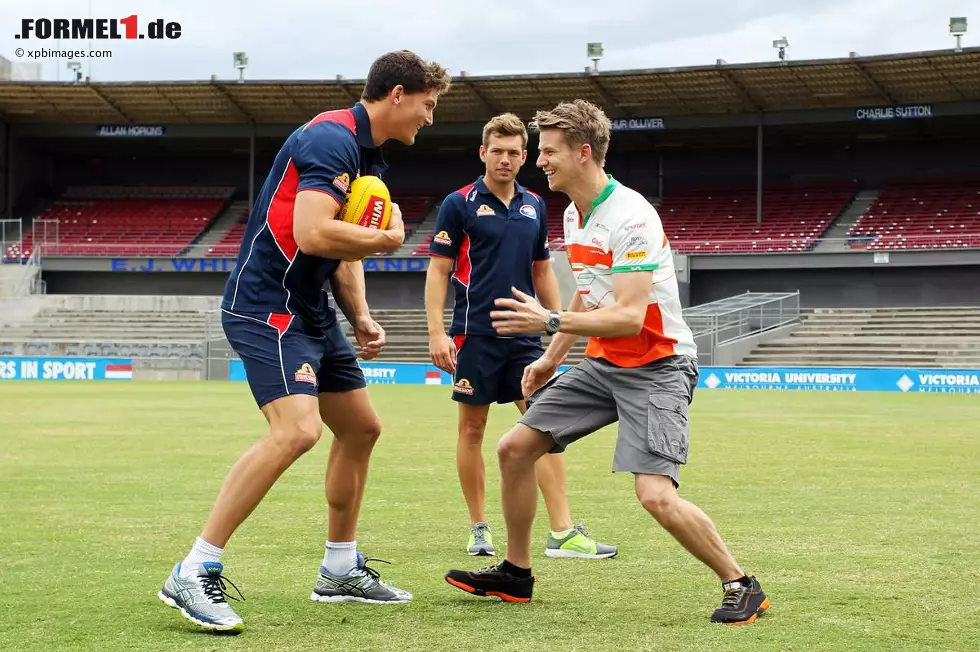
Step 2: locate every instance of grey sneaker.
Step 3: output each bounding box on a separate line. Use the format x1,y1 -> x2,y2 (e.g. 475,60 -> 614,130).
545,524 -> 618,559
310,552 -> 412,604
467,522 -> 496,556
158,561 -> 245,633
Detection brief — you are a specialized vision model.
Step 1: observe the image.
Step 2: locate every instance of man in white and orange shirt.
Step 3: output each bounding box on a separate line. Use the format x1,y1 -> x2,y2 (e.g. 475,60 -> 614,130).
445,100 -> 770,626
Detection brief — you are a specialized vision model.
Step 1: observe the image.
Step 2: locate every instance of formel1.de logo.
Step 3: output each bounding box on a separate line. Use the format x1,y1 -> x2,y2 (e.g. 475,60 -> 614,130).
15,16 -> 182,40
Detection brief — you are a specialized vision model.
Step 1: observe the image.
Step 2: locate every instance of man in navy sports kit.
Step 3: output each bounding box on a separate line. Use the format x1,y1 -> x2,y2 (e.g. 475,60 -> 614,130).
157,51 -> 451,634
425,113 -> 616,559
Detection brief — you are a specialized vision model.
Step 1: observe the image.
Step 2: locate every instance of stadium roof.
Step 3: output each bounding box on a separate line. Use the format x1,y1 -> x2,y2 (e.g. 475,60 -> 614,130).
0,47 -> 978,125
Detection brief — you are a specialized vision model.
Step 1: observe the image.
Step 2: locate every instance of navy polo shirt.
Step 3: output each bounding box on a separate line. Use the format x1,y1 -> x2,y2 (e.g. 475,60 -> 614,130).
429,176 -> 550,337
222,102 -> 387,328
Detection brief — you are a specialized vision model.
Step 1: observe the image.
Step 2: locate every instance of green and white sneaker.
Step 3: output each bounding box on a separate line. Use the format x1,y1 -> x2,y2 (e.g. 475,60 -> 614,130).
467,522 -> 496,556
158,561 -> 245,633
545,524 -> 618,559
311,552 -> 412,604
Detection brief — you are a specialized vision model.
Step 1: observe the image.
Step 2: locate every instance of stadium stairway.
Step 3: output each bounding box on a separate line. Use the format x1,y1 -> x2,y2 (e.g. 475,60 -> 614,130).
739,307 -> 980,367
184,199 -> 251,258
399,200 -> 442,257
811,189 -> 881,253
0,264 -> 24,296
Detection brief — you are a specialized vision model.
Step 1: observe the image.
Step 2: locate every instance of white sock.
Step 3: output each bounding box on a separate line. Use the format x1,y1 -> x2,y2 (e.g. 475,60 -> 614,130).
180,536 -> 223,578
323,540 -> 357,576
550,527 -> 574,538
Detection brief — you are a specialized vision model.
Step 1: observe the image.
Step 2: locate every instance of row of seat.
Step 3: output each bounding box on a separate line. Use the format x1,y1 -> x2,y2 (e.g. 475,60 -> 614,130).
6,180 -> 980,260
847,179 -> 980,250
413,181 -> 857,256
202,196 -> 436,257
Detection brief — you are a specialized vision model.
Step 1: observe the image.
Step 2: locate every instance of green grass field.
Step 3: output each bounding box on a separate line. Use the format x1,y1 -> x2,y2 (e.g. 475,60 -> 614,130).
1,382 -> 979,651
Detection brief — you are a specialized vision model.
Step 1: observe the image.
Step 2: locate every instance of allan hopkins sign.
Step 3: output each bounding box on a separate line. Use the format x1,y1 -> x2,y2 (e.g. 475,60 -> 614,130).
97,124 -> 167,137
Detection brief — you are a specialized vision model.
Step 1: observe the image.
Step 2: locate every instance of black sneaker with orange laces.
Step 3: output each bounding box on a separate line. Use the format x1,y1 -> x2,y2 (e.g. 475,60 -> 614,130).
711,576 -> 770,625
445,562 -> 534,603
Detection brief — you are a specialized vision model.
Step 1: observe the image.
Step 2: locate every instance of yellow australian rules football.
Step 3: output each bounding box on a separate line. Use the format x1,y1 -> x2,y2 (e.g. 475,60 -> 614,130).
339,175 -> 392,231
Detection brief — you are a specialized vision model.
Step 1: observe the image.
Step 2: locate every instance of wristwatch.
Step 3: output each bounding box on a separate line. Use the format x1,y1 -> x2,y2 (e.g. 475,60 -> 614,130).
544,311 -> 562,335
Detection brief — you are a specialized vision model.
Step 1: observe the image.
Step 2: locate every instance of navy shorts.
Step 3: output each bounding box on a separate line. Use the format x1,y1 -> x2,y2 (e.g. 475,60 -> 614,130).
221,309 -> 366,408
451,335 -> 543,405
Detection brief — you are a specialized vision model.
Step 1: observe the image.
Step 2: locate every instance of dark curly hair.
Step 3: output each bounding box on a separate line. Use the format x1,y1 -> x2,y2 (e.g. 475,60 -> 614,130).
361,50 -> 452,101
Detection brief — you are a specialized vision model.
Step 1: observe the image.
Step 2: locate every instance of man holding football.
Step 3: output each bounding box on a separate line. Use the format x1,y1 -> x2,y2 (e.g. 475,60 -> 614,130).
425,113 -> 616,560
157,50 -> 451,633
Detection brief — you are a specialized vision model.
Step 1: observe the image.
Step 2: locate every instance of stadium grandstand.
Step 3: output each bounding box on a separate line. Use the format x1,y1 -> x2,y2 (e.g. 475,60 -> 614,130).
1,45 -> 980,377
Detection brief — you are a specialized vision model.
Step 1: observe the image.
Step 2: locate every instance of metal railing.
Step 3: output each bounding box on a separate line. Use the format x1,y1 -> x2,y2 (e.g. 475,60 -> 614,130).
9,249 -> 43,296
684,292 -> 801,365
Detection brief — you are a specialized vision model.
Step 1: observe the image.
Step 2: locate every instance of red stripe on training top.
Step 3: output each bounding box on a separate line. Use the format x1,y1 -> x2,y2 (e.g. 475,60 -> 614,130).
267,313 -> 293,336
455,183 -> 475,198
267,109 -> 357,263
267,162 -> 301,262
452,234 -> 472,286
306,109 -> 356,133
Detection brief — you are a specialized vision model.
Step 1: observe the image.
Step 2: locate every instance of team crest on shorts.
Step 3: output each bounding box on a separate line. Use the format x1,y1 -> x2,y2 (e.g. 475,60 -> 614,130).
476,204 -> 495,217
453,378 -> 475,395
332,173 -> 350,194
519,204 -> 537,219
294,363 -> 317,385
434,230 -> 452,246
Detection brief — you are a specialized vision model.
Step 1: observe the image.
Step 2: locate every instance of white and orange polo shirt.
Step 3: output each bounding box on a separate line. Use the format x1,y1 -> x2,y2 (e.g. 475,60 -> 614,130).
564,176 -> 697,367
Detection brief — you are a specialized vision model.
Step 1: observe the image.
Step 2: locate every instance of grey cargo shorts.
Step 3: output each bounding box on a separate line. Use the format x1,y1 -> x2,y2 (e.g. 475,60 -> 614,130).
520,354 -> 699,487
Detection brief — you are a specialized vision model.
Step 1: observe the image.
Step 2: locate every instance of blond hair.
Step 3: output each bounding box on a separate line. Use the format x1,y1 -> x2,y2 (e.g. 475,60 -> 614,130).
529,100 -> 611,166
482,112 -> 528,149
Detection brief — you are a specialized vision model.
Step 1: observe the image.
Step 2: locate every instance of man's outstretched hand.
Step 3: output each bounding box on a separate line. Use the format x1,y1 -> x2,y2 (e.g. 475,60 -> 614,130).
491,287 -> 551,336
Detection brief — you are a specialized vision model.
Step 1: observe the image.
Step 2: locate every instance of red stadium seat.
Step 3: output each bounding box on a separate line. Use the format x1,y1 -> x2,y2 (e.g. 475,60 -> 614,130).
656,180 -> 856,254
205,195 -> 437,258
847,177 -> 980,251
5,186 -> 234,259
413,182 -> 852,256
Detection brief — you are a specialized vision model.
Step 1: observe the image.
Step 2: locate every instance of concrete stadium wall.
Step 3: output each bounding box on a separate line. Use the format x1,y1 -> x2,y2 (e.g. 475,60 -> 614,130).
43,271 -> 230,296
691,265 -> 980,308
39,294 -> 221,311
42,271 -> 439,310
713,322 -> 801,366
51,263 -> 980,311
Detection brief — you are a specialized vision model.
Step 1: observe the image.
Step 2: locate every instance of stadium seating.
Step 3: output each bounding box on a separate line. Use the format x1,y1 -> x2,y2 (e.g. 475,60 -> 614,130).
740,306 -> 980,367
4,186 -> 234,259
412,182 -> 855,256
0,305 -> 213,367
206,195 -> 436,258
656,181 -> 856,254
202,213 -> 249,258
847,178 -> 980,250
